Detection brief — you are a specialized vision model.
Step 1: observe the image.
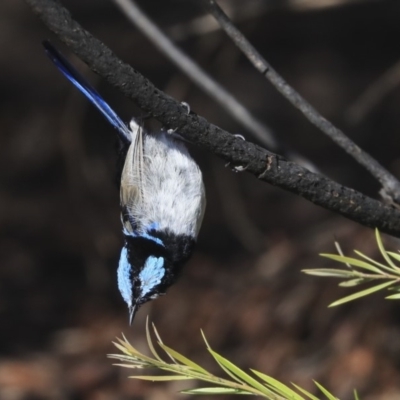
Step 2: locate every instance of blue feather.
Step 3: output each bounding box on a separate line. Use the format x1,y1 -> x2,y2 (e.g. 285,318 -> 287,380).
117,246 -> 132,307
139,256 -> 165,297
43,41 -> 131,144
141,222 -> 164,246
140,232 -> 164,247
123,222 -> 165,247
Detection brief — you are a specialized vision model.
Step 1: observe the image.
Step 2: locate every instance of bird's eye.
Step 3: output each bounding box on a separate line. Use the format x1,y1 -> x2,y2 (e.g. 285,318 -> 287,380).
139,256 -> 165,297
117,246 -> 132,307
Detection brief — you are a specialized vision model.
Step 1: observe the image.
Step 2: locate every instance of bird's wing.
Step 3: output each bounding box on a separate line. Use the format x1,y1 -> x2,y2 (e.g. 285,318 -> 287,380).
120,125 -> 145,234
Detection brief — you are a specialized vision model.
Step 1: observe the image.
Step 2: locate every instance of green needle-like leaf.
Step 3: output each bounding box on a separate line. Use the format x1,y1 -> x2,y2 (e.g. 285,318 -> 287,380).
338,278 -> 368,287
302,269 -> 356,278
385,293 -> 400,299
112,340 -> 132,356
313,381 -> 337,400
353,250 -> 389,271
146,317 -> 163,362
375,229 -> 400,272
387,251 -> 400,263
291,384 -> 319,400
329,280 -> 397,307
112,361 -> 150,368
208,350 -> 273,396
310,231 -> 400,308
182,387 -> 253,395
152,324 -> 178,365
110,324 -> 349,400
319,254 -> 382,273
157,342 -> 209,375
200,331 -> 247,385
131,375 -> 193,381
251,370 -> 305,400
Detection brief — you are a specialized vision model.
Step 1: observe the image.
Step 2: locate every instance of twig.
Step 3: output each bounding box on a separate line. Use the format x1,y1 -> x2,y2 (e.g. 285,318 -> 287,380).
288,0 -> 369,12
112,0 -> 277,150
202,0 -> 400,204
346,58 -> 400,124
23,0 -> 400,238
112,0 -> 319,171
167,0 -> 271,40
168,0 -> 368,41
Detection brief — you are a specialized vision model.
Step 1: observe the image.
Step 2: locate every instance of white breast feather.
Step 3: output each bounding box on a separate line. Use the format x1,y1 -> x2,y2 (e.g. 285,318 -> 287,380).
121,130 -> 205,238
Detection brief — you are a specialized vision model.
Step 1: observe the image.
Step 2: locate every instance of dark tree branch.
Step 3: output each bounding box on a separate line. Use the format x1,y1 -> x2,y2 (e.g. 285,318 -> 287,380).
113,0 -> 319,173
203,0 -> 400,204
24,0 -> 400,238
112,0 -> 278,150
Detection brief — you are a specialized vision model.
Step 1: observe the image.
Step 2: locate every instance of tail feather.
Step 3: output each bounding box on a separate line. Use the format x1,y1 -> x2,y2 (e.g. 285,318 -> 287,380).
43,41 -> 131,145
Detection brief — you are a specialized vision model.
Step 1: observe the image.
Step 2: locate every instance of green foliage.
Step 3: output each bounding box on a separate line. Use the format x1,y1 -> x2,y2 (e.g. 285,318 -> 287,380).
109,230 -> 399,398
108,320 -> 356,399
303,229 -> 400,306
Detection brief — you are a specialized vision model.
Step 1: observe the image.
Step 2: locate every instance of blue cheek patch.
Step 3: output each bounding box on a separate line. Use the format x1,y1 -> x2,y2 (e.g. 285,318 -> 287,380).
139,256 -> 165,297
117,246 -> 132,307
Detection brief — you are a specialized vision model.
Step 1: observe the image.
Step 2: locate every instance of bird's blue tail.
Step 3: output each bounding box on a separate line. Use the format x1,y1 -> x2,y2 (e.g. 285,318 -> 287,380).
43,41 -> 131,144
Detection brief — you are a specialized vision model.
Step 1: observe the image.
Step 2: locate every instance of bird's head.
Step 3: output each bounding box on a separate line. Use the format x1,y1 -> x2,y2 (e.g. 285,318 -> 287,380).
117,231 -> 195,324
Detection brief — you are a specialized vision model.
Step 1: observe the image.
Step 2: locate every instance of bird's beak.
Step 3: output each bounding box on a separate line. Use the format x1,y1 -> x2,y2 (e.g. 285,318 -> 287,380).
129,305 -> 137,326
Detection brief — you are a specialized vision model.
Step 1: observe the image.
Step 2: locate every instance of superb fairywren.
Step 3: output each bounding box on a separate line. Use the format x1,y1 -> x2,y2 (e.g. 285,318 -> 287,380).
43,42 -> 206,323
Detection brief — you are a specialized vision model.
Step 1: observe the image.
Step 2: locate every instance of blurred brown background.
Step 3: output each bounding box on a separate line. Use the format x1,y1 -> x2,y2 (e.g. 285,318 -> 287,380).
1,0 -> 400,399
